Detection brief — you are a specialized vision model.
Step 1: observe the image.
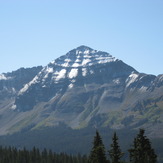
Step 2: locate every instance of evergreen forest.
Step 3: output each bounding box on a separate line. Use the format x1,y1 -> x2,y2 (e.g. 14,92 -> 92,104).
0,129 -> 159,163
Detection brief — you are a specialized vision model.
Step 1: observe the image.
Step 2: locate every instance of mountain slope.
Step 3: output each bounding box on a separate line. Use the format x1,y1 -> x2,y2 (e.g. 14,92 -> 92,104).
0,66 -> 42,98
0,46 -> 163,137
0,66 -> 43,134
12,46 -> 136,129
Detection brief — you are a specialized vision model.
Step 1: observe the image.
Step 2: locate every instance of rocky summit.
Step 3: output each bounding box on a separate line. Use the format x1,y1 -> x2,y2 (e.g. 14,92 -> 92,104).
0,46 -> 163,137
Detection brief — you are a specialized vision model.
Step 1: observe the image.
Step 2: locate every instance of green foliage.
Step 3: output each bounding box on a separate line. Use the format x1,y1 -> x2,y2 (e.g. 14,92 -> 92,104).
109,132 -> 124,163
128,129 -> 157,163
0,146 -> 88,163
89,130 -> 107,163
0,126 -> 161,162
89,129 -> 158,163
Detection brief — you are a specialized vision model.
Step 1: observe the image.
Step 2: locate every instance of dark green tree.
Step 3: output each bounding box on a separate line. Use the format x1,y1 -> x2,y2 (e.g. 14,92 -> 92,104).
128,129 -> 157,163
0,145 -> 89,163
89,130 -> 107,163
108,132 -> 123,163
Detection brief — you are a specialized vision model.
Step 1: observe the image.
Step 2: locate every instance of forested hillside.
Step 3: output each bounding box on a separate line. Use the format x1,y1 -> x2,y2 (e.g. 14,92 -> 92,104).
0,129 -> 162,163
0,146 -> 88,163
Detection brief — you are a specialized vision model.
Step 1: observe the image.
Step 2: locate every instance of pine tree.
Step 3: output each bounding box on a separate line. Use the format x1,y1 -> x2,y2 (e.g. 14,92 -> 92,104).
89,130 -> 107,163
128,129 -> 157,163
108,132 -> 123,163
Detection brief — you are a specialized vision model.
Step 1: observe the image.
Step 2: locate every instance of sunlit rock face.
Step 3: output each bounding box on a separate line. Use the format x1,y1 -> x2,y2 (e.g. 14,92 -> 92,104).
14,46 -> 136,112
0,66 -> 42,99
0,46 -> 163,137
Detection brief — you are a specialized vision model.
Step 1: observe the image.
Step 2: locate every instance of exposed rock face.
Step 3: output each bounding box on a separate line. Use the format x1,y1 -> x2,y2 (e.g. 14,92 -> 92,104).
0,46 -> 163,137
15,46 -> 136,112
0,66 -> 43,98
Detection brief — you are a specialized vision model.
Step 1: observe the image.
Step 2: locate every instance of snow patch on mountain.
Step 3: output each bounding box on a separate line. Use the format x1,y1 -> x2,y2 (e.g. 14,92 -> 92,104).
11,104 -> 17,110
52,69 -> 67,81
113,79 -> 121,84
68,69 -> 78,79
42,67 -> 53,79
19,76 -> 39,95
0,74 -> 12,80
90,70 -> 94,74
139,86 -> 148,92
19,84 -> 29,95
72,62 -> 80,67
61,61 -> 70,67
95,55 -> 116,64
17,46 -> 118,95
126,73 -> 139,87
68,83 -> 74,89
0,74 -> 7,80
83,49 -> 90,54
52,46 -> 117,69
82,58 -> 92,66
46,67 -> 53,73
82,68 -> 87,77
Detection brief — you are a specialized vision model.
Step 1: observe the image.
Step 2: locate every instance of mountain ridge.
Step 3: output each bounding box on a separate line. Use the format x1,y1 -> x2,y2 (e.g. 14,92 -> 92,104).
0,46 -> 162,138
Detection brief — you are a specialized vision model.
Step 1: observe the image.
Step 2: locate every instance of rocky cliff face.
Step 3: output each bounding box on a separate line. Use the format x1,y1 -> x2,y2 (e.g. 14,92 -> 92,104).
0,66 -> 43,98
0,66 -> 43,134
15,46 -> 136,111
0,46 -> 163,137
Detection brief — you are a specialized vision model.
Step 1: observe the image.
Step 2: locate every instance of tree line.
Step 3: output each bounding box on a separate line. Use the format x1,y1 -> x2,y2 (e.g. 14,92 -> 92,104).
0,129 -> 157,163
0,146 -> 88,163
89,129 -> 157,163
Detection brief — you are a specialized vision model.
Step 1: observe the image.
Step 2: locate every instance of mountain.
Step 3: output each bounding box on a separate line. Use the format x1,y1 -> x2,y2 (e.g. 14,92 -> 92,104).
0,46 -> 163,138
0,66 -> 43,98
0,66 -> 42,134
1,46 -> 163,162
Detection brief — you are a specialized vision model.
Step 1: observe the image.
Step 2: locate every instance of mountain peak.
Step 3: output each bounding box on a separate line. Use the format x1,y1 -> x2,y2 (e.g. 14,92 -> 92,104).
68,45 -> 95,56
51,46 -> 117,69
75,45 -> 93,51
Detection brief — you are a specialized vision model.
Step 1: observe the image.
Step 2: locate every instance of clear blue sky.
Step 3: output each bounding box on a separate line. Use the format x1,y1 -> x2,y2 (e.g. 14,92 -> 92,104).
0,0 -> 163,75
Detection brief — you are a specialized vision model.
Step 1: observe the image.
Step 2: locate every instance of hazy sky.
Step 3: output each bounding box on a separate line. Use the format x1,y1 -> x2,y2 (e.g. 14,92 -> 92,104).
0,0 -> 163,75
